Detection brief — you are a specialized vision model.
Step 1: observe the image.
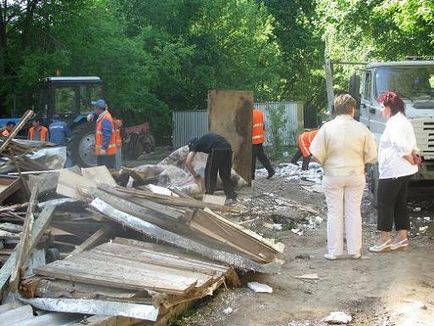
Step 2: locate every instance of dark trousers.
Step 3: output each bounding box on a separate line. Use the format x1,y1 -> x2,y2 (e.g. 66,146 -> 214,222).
290,148 -> 311,170
205,149 -> 237,200
97,154 -> 116,169
377,175 -> 411,232
252,143 -> 274,178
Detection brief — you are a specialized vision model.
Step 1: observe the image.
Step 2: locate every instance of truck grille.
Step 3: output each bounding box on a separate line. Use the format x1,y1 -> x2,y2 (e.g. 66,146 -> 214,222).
411,119 -> 434,160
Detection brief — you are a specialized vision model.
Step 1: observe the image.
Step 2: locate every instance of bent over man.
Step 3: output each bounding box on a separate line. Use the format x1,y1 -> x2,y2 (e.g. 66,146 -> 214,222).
290,129 -> 318,170
186,133 -> 237,202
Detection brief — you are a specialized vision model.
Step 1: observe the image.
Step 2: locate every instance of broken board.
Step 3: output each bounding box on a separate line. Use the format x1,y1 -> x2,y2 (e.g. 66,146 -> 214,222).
208,90 -> 253,186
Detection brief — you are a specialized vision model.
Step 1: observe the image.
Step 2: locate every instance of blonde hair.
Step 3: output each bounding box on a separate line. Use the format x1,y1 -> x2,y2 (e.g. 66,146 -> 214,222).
334,94 -> 356,115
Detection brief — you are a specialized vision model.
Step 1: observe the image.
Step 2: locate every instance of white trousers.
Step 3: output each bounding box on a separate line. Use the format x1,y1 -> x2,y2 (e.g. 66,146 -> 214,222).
323,174 -> 365,256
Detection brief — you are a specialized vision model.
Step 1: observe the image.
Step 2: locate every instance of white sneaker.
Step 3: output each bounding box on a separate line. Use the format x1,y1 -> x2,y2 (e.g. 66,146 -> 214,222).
324,253 -> 337,260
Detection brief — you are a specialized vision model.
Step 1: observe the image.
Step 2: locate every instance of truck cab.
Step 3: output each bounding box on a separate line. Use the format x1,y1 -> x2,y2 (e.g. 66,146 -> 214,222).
359,61 -> 434,180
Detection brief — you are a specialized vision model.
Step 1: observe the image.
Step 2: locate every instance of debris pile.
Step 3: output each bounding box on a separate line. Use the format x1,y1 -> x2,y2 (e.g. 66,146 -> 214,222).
0,150 -> 284,324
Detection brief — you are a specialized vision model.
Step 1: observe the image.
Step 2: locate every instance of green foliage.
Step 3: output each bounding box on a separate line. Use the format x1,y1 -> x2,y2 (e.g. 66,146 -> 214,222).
1,0 -> 432,144
267,105 -> 287,160
318,0 -> 434,92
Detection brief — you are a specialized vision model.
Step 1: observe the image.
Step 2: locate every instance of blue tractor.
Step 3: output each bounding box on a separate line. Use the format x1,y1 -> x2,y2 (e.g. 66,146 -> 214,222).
37,76 -> 103,167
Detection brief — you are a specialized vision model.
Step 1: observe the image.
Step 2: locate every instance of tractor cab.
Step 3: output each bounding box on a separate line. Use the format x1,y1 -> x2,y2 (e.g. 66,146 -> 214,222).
38,76 -> 103,121
37,76 -> 104,167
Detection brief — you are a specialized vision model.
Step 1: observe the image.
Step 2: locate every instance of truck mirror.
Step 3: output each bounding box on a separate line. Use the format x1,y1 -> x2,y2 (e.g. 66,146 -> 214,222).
349,74 -> 361,101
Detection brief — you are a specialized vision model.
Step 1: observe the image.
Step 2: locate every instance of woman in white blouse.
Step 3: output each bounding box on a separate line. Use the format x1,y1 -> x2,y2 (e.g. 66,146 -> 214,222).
369,91 -> 419,253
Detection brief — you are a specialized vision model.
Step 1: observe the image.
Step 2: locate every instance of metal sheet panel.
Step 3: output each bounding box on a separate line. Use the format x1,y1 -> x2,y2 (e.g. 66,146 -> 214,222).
172,101 -> 304,148
172,111 -> 208,149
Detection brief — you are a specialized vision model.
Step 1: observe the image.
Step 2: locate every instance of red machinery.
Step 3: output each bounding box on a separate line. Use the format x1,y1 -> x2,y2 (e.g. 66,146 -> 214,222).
122,122 -> 155,159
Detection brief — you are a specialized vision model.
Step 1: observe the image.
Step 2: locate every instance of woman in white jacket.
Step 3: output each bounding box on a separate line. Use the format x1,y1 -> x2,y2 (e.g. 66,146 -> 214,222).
369,91 -> 419,253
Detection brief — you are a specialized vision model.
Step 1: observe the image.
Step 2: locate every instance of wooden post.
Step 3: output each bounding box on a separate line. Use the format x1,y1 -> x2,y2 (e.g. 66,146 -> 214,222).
9,185 -> 39,292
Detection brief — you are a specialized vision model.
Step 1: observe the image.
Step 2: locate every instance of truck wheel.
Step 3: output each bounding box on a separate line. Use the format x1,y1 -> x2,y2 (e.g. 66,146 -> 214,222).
68,122 -> 97,167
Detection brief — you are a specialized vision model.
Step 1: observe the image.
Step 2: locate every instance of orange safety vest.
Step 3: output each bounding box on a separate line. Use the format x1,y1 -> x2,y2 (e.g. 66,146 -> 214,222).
95,111 -> 117,156
252,109 -> 265,144
1,129 -> 10,137
114,118 -> 122,148
28,126 -> 48,141
298,129 -> 318,158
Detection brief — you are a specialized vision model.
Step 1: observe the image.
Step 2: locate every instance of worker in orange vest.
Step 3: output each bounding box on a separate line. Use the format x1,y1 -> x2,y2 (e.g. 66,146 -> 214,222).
252,108 -> 275,179
28,118 -> 48,141
290,129 -> 319,170
92,99 -> 117,169
114,118 -> 122,169
1,121 -> 16,137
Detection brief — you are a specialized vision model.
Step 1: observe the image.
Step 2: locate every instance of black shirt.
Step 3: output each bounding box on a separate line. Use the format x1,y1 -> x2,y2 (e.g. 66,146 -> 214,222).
190,133 -> 231,153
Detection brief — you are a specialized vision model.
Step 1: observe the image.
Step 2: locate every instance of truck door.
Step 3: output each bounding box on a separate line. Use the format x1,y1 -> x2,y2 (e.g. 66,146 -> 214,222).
359,70 -> 374,129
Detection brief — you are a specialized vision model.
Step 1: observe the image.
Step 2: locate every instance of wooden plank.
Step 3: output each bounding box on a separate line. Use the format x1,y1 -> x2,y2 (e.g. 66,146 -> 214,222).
112,238 -> 232,272
0,205 -> 57,292
89,197 -> 279,273
56,169 -> 96,199
32,279 -> 151,303
0,110 -> 34,155
0,177 -> 23,203
98,184 -> 186,220
67,224 -> 112,257
203,208 -> 284,253
94,242 -> 229,275
71,315 -> 142,326
36,255 -> 200,294
81,166 -> 116,186
10,185 -> 39,292
208,90 -> 253,185
113,186 -> 238,213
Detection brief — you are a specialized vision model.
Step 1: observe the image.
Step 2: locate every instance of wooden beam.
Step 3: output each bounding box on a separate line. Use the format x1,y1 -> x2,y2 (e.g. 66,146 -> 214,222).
10,185 -> 39,292
67,224 -> 112,257
89,198 -> 280,273
0,205 -> 57,292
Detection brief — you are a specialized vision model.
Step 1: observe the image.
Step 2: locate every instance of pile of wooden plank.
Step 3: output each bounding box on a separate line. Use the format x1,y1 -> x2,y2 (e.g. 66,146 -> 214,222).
0,164 -> 284,324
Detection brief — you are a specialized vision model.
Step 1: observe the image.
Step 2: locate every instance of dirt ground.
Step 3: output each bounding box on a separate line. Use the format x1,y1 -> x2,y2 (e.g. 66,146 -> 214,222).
174,171 -> 434,326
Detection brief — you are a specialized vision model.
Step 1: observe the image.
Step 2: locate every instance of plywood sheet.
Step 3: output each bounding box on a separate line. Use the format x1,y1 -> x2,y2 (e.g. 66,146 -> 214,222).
208,90 -> 253,185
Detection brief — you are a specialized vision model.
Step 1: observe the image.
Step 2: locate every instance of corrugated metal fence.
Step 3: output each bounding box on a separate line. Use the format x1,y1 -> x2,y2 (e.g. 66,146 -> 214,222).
172,102 -> 303,148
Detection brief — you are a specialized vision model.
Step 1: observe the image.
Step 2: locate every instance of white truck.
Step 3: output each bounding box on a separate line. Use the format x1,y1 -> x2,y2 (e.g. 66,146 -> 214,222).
325,59 -> 434,200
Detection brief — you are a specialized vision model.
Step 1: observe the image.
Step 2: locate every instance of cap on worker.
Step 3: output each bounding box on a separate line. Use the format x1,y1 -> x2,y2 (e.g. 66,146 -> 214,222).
187,137 -> 198,151
91,99 -> 107,109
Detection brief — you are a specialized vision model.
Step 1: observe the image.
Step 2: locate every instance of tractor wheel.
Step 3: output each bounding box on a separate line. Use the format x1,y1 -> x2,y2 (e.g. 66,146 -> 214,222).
68,122 -> 97,167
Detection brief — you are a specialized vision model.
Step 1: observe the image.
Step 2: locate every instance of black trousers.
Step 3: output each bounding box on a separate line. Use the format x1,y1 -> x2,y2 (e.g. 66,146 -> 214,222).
252,143 -> 274,178
205,149 -> 237,200
290,148 -> 311,170
97,154 -> 116,169
377,175 -> 411,232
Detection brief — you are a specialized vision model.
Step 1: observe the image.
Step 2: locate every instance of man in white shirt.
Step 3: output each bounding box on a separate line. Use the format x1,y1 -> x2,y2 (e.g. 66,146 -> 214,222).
311,94 -> 377,260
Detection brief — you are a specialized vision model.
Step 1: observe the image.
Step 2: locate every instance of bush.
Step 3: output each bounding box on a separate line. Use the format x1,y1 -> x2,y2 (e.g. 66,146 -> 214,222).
267,104 -> 287,160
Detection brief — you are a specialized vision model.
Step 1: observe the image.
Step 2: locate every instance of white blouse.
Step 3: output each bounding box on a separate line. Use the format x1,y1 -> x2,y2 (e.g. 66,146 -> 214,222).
378,112 -> 418,179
